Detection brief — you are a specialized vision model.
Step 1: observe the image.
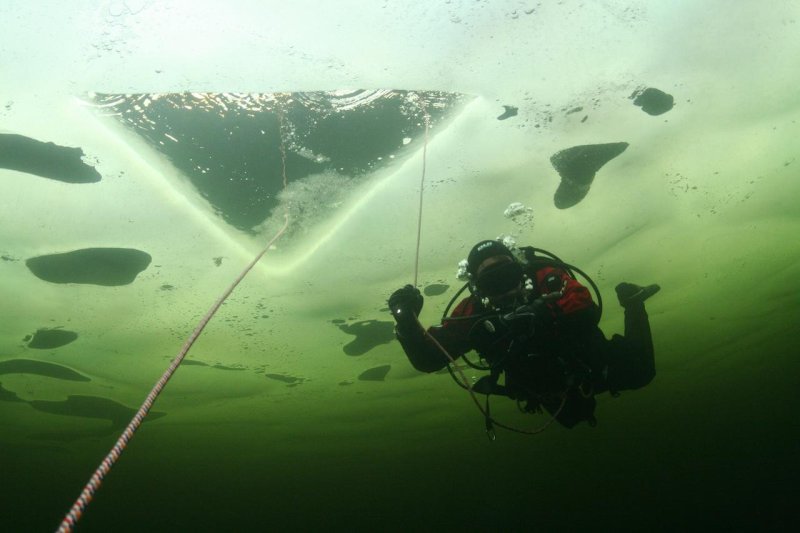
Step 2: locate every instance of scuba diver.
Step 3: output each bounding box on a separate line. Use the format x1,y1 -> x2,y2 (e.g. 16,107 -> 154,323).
388,239 -> 660,429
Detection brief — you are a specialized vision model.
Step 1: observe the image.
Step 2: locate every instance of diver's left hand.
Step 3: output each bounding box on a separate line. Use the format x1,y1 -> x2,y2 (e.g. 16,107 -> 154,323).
388,284 -> 423,324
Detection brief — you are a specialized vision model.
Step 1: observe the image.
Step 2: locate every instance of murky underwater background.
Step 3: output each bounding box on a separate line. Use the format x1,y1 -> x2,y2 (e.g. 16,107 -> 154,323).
2,2 -> 800,531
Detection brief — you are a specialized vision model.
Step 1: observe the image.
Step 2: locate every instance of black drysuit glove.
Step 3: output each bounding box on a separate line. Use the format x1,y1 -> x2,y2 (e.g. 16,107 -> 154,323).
388,284 -> 423,330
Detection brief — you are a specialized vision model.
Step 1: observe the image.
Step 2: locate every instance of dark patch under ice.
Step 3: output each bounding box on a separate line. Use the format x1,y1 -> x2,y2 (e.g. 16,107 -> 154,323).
26,248 -> 151,286
183,359 -> 246,371
0,133 -> 101,183
549,142 -> 629,209
26,328 -> 78,349
630,87 -> 674,116
336,320 -> 395,356
358,365 -> 391,381
182,360 -> 209,367
28,395 -> 166,431
423,283 -> 450,297
265,373 -> 305,385
0,382 -> 22,402
0,359 -> 89,381
212,364 -> 246,371
497,105 -> 518,120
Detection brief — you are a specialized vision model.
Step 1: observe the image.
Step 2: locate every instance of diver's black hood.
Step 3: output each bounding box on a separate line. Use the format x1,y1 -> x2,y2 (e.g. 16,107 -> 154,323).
466,240 -> 514,275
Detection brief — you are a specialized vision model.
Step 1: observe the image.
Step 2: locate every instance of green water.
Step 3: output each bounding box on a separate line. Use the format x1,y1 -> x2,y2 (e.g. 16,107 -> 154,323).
2,2 -> 800,531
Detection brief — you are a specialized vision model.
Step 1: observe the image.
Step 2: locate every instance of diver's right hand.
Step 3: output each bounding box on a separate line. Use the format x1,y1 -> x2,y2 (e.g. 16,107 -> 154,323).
388,284 -> 423,325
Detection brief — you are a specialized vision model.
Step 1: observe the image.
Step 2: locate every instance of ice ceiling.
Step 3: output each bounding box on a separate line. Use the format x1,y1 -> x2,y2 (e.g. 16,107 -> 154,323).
1,1 -> 799,530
